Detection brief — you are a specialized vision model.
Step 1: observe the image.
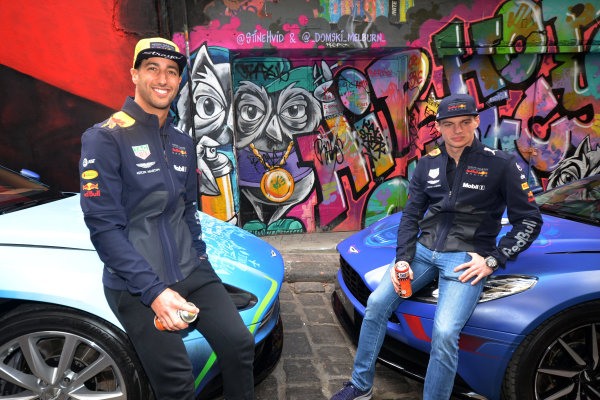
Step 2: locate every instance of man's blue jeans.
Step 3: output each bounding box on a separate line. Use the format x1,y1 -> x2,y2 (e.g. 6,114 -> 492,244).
350,243 -> 487,400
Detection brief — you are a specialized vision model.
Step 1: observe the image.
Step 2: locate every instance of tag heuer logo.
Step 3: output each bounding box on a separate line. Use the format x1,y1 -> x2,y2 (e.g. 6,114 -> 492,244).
428,168 -> 440,179
132,144 -> 151,160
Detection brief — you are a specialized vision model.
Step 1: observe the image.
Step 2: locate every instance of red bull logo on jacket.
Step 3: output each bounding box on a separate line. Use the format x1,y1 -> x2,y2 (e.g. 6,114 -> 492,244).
102,111 -> 135,129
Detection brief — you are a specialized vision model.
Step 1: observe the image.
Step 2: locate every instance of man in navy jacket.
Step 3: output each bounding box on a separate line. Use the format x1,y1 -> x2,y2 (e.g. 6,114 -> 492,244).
331,94 -> 543,400
80,38 -> 254,400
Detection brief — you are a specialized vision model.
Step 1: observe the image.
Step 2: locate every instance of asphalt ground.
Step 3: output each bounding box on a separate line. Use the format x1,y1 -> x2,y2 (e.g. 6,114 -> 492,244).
261,231 -> 353,283
254,281 -> 426,399
207,232 -> 462,399
249,232 -> 444,399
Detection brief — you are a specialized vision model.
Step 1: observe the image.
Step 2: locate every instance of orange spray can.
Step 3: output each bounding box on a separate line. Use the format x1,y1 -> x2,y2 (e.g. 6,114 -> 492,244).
154,302 -> 198,330
395,262 -> 412,298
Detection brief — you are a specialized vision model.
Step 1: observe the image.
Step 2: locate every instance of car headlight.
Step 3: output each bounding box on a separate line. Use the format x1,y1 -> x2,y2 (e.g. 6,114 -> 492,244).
257,299 -> 278,331
414,275 -> 538,304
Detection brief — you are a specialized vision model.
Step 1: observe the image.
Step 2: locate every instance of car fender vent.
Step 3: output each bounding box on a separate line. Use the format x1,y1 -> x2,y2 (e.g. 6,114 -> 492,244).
224,284 -> 258,310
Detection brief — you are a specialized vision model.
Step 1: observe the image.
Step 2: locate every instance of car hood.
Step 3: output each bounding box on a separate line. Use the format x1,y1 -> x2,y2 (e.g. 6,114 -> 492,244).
0,194 -> 95,250
337,212 -> 600,286
0,195 -> 284,329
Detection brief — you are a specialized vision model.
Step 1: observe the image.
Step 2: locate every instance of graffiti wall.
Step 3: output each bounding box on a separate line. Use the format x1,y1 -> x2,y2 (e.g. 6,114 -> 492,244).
169,0 -> 600,235
2,0 -> 599,235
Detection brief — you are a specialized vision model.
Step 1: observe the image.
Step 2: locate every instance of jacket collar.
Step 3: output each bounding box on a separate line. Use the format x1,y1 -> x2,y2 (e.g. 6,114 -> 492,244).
120,97 -> 174,127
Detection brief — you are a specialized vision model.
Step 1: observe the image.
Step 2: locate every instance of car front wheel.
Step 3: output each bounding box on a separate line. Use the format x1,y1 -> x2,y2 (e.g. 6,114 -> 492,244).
502,300 -> 600,400
0,304 -> 153,399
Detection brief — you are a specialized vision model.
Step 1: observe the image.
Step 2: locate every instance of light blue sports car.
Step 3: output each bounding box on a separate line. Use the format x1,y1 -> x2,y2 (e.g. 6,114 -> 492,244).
0,165 -> 284,399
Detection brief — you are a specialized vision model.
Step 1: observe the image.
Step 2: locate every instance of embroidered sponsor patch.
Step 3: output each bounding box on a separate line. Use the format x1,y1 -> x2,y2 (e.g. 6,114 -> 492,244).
501,219 -> 538,257
484,147 -> 497,155
82,183 -> 99,191
136,162 -> 156,169
427,148 -> 441,157
527,190 -> 535,202
82,158 -> 95,168
84,190 -> 101,197
448,103 -> 467,111
466,167 -> 488,176
132,144 -> 151,160
522,182 -> 529,190
427,179 -> 440,185
101,111 -> 135,129
463,182 -> 486,190
81,170 -> 99,180
172,144 -> 187,156
136,168 -> 160,175
428,168 -> 440,179
174,165 -> 187,173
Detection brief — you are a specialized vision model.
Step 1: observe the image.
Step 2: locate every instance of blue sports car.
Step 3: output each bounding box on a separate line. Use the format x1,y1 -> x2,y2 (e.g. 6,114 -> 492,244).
333,174 -> 600,400
0,165 -> 284,399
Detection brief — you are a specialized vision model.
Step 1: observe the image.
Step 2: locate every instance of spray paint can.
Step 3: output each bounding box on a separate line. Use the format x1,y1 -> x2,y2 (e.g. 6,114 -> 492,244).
394,261 -> 412,298
201,149 -> 235,222
154,302 -> 198,330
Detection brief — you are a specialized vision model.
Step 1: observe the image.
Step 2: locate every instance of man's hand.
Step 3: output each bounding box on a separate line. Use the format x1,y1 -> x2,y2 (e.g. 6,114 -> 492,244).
454,253 -> 494,285
390,261 -> 413,295
151,288 -> 199,331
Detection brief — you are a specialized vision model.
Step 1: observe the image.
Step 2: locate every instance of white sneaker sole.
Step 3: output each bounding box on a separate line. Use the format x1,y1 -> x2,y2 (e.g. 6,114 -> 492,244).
356,388 -> 373,400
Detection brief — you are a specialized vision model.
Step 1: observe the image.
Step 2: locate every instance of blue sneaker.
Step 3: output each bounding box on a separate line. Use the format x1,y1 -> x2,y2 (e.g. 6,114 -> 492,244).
330,381 -> 373,400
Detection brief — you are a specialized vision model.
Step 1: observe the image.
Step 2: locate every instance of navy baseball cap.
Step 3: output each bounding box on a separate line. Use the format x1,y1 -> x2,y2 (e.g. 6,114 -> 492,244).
133,38 -> 186,74
436,94 -> 478,121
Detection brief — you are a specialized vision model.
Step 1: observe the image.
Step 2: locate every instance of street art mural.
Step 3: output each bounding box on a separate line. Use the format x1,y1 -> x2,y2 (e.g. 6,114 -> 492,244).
168,0 -> 600,234
2,0 -> 600,235
175,45 -> 239,223
233,60 -> 322,234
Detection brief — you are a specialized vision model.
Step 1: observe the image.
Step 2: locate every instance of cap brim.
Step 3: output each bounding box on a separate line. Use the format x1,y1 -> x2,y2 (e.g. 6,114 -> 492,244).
436,112 -> 478,121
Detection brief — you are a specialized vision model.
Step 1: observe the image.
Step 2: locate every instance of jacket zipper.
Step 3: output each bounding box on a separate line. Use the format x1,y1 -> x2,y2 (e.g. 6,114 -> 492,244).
157,124 -> 181,283
433,154 -> 467,251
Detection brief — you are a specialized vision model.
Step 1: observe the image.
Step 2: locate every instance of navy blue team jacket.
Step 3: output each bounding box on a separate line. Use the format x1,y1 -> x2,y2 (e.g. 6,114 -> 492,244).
396,137 -> 543,268
80,97 -> 216,306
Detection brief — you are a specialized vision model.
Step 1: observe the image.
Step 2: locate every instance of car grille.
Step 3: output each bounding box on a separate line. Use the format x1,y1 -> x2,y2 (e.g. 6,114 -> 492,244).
340,256 -> 371,307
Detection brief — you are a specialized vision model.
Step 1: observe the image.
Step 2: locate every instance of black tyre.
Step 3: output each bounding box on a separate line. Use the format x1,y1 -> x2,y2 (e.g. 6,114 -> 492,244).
502,300 -> 600,400
0,303 -> 153,399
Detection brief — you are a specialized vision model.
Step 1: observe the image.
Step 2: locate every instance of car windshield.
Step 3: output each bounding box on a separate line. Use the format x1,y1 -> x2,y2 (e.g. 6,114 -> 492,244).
0,166 -> 66,214
535,175 -> 600,226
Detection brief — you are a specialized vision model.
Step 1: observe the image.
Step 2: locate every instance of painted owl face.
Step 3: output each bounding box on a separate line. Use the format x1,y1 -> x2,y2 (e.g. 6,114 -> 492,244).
234,81 -> 322,151
177,45 -> 232,148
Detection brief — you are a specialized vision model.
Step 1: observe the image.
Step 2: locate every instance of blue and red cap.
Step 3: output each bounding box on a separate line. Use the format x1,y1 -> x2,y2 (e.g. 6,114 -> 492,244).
436,93 -> 478,121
